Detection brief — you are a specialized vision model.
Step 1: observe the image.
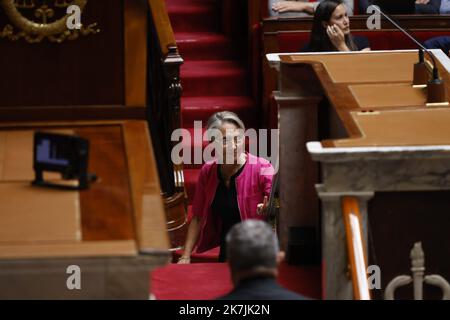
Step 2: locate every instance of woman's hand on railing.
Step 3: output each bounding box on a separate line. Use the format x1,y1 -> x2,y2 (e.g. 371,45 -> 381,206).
271,1 -> 314,14
177,256 -> 191,264
257,196 -> 269,215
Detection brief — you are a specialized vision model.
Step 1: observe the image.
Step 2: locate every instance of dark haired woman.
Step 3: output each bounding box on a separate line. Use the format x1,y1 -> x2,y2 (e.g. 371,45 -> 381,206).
305,0 -> 370,52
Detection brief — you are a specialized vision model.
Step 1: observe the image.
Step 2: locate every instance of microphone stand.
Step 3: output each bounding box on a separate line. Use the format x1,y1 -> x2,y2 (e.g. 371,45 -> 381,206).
372,5 -> 449,106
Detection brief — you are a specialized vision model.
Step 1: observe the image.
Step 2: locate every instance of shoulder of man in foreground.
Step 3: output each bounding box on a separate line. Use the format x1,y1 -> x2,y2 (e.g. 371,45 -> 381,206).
217,290 -> 310,300
216,278 -> 311,301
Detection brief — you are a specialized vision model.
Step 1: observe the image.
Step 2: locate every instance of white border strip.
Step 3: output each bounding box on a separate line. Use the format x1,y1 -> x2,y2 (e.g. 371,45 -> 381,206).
307,141 -> 450,155
269,49 -> 450,153
432,48 -> 450,73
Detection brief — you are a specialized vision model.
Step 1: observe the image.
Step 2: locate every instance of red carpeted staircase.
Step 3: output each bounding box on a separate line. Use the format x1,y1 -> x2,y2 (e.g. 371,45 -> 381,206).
151,1 -> 322,300
166,0 -> 257,262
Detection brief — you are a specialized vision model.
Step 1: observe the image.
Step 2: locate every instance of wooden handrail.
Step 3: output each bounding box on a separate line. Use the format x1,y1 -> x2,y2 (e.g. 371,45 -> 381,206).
147,0 -> 183,199
342,196 -> 371,300
148,0 -> 177,56
147,0 -> 186,251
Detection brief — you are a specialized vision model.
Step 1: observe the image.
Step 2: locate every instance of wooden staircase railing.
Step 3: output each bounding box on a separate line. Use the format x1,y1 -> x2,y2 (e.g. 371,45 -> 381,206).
342,196 -> 371,300
148,0 -> 187,250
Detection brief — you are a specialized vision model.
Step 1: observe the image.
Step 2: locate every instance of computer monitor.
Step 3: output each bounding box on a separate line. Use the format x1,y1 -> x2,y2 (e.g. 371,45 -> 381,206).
373,0 -> 415,14
32,132 -> 93,190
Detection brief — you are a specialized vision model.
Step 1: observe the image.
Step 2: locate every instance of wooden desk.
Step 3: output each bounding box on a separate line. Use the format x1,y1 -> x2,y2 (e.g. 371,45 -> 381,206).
0,120 -> 170,299
0,0 -> 187,252
277,50 -> 450,144
261,15 -> 450,129
269,50 -> 450,299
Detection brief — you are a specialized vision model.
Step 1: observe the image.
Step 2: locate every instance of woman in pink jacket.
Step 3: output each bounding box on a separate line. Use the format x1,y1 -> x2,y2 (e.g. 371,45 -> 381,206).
178,111 -> 275,263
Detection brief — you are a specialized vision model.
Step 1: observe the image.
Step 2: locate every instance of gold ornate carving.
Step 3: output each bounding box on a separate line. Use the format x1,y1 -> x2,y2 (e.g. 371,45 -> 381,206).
0,0 -> 100,43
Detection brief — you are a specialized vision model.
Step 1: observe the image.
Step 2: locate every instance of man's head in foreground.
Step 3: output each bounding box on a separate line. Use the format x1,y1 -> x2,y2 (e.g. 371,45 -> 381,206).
226,220 -> 283,285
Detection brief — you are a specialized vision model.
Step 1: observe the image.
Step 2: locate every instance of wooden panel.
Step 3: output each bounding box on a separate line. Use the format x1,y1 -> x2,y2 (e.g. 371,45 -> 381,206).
0,182 -> 80,243
0,133 -> 6,178
0,105 -> 146,123
334,108 -> 450,147
122,121 -> 170,251
0,120 -> 168,259
0,0 -> 125,107
1,131 -> 40,180
0,125 -> 136,242
124,0 -> 148,107
0,240 -> 136,259
280,51 -> 450,146
349,83 -> 427,109
0,130 -> 71,181
286,52 -> 417,84
75,126 -> 135,241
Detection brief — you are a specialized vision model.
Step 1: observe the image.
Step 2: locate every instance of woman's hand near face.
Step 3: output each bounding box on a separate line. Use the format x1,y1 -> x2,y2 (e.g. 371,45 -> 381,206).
272,1 -> 314,14
326,24 -> 349,51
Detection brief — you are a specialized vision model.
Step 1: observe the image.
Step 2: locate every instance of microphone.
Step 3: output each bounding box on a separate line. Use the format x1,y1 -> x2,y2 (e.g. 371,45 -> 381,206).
370,5 -> 448,106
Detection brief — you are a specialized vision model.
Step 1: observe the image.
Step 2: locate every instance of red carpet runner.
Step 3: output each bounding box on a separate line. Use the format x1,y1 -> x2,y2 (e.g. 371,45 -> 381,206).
151,261 -> 321,300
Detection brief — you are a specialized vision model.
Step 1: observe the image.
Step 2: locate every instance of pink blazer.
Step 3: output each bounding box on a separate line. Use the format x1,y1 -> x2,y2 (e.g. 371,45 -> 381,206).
191,153 -> 274,253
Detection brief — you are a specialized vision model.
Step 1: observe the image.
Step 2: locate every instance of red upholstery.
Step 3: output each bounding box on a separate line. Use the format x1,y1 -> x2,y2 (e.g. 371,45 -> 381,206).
276,30 -> 450,53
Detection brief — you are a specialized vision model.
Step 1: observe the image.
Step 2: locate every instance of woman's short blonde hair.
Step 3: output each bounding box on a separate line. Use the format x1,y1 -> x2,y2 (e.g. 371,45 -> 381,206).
206,111 -> 245,131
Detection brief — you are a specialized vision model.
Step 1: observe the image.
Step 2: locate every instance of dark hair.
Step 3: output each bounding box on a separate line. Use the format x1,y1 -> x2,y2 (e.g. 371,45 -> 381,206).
306,0 -> 357,52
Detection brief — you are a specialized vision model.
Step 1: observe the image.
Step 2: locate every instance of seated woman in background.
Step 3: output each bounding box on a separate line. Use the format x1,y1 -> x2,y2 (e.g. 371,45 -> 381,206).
178,111 -> 274,263
360,0 -> 450,14
304,0 -> 371,52
269,0 -> 354,17
425,36 -> 450,55
416,0 -> 450,14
